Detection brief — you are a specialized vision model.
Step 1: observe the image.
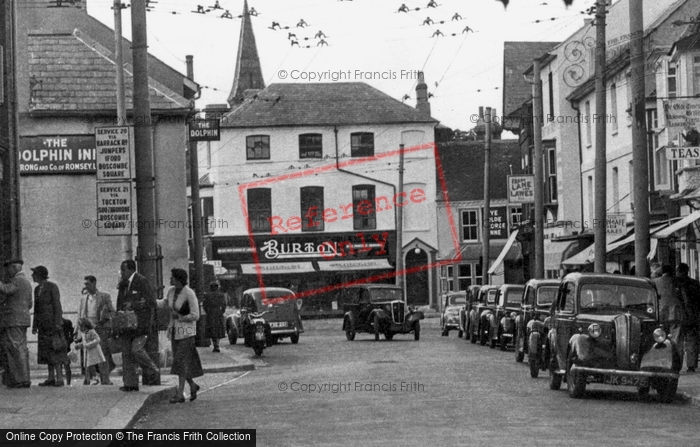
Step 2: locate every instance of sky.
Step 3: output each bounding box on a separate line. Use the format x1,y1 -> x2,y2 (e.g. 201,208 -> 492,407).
86,0 -> 599,131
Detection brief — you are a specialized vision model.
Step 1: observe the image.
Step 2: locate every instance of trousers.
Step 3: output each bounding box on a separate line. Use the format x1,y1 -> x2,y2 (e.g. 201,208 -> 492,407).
0,326 -> 30,385
121,334 -> 160,388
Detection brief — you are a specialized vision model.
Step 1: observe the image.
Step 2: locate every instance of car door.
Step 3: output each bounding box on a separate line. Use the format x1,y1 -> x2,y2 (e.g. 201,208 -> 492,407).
553,280 -> 576,371
357,289 -> 373,327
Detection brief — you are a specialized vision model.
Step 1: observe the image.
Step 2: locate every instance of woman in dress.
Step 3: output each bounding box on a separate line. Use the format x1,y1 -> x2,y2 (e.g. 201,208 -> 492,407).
158,268 -> 203,403
203,281 -> 227,352
31,266 -> 68,387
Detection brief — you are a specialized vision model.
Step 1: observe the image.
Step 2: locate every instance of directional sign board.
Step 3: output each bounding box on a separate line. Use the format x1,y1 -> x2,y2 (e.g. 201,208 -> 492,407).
95,126 -> 132,181
96,182 -> 132,236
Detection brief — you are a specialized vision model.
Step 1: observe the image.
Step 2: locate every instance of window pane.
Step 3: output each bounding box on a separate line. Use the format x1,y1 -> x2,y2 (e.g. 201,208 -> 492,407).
351,132 -> 374,157
247,188 -> 271,233
353,185 -> 376,230
246,135 -> 270,160
301,187 -> 324,231
462,210 -> 478,241
299,134 -> 322,159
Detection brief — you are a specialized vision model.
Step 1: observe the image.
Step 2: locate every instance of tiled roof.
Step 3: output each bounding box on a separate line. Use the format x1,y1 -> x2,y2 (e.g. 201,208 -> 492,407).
28,29 -> 192,113
502,41 -> 559,117
221,83 -> 438,128
436,140 -> 522,202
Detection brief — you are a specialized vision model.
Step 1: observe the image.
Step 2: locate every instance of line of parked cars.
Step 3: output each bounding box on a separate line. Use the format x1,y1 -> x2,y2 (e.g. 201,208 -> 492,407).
441,273 -> 683,403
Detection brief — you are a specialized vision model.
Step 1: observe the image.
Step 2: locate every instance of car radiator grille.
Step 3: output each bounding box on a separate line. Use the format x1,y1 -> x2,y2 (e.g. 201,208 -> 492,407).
392,301 -> 405,324
614,314 -> 641,370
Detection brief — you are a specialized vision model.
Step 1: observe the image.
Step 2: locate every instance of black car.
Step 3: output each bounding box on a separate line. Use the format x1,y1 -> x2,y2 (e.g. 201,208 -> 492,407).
468,285 -> 500,345
341,284 -> 424,341
513,279 -> 559,377
492,284 -> 525,351
547,273 -> 681,402
441,291 -> 467,337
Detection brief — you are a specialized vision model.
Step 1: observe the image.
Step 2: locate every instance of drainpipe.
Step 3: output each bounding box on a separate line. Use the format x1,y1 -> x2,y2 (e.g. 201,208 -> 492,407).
570,99 -> 585,236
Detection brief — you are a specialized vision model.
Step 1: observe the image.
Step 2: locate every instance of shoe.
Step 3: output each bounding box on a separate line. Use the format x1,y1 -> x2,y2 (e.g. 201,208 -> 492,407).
38,379 -> 55,387
119,386 -> 139,392
190,383 -> 200,401
169,395 -> 185,404
53,380 -> 64,387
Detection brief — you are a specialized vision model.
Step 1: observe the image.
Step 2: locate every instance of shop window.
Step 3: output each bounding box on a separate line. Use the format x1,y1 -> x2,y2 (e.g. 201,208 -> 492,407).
299,133 -> 322,159
462,209 -> 478,242
351,132 -> 374,157
247,188 -> 271,233
301,186 -> 324,231
352,185 -> 376,230
246,135 -> 270,160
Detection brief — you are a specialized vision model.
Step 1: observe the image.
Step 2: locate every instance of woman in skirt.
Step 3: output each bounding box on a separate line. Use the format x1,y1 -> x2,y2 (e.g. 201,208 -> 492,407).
158,268 -> 203,403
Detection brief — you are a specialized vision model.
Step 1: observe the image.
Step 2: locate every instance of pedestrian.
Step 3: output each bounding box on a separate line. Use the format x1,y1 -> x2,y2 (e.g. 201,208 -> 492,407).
650,262 -> 662,279
0,259 -> 33,388
653,265 -> 684,347
203,282 -> 226,353
74,318 -> 108,385
62,318 -> 74,386
116,260 -> 160,392
676,263 -> 700,372
158,268 -> 203,404
31,266 -> 68,387
75,275 -> 115,385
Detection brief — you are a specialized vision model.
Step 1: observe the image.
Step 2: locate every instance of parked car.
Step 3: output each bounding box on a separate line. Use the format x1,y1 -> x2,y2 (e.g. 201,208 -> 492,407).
441,291 -> 467,337
513,279 -> 559,377
341,284 -> 423,341
226,287 -> 304,345
492,284 -> 525,351
460,285 -> 482,342
468,285 -> 500,345
547,273 -> 681,402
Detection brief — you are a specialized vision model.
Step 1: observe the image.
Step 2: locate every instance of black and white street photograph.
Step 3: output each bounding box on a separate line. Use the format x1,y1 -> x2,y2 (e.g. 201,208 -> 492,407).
1,0 -> 700,446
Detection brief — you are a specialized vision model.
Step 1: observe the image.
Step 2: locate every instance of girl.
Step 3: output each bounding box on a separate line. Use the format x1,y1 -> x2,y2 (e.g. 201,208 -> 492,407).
74,318 -> 107,385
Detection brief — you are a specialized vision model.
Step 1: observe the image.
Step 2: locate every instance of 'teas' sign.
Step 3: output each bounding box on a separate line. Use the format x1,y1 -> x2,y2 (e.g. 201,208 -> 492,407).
666,146 -> 700,160
188,119 -> 220,142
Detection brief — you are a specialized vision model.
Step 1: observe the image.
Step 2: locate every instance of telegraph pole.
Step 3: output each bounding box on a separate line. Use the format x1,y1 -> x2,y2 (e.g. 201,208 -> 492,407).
630,0 -> 649,277
593,0 -> 607,273
187,56 -> 204,300
114,0 -> 132,260
396,143 -> 405,292
532,59 -> 545,279
482,107 -> 491,284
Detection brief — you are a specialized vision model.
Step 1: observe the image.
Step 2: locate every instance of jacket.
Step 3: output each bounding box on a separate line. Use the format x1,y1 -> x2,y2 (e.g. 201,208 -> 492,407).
158,286 -> 199,341
0,271 -> 33,328
116,273 -> 156,336
75,328 -> 106,367
33,281 -> 63,333
76,290 -> 115,330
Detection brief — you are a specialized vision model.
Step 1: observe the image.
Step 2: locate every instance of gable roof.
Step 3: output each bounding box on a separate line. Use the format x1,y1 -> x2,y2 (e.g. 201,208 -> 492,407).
436,140 -> 522,202
27,29 -> 192,114
502,41 -> 559,118
221,83 -> 438,128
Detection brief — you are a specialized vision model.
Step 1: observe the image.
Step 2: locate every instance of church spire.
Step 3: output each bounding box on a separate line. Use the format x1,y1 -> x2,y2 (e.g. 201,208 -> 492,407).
227,0 -> 265,106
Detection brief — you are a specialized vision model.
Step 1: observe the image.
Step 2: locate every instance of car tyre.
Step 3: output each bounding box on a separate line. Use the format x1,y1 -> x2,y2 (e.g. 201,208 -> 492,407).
515,329 -> 525,362
345,319 -> 355,341
528,332 -> 541,378
470,320 -> 478,344
253,345 -> 264,357
385,332 -> 394,341
637,383 -> 651,398
227,325 -> 238,345
549,357 -> 562,390
441,326 -> 448,337
374,315 -> 381,341
290,334 -> 299,344
458,329 -> 463,339
567,352 -> 586,399
479,324 -> 488,346
489,327 -> 497,349
414,322 -> 421,341
499,329 -> 507,351
657,378 -> 678,404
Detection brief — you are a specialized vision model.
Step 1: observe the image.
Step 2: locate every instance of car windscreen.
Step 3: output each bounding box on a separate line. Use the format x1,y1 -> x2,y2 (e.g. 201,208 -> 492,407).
504,289 -> 524,306
448,295 -> 467,306
536,287 -> 558,306
370,288 -> 403,302
579,284 -> 656,314
259,290 -> 296,306
487,289 -> 497,304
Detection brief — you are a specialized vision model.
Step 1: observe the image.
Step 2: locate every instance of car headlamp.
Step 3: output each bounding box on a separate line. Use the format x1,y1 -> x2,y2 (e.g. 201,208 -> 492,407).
510,312 -> 518,320
588,323 -> 601,339
653,328 -> 667,343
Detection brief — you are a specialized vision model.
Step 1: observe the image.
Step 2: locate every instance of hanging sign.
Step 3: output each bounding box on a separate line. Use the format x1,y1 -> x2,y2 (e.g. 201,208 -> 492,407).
95,126 -> 132,180
507,175 -> 535,203
188,119 -> 220,142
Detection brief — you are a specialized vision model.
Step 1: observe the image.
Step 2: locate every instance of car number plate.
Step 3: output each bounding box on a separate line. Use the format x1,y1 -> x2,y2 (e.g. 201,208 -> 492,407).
269,322 -> 288,328
603,374 -> 648,387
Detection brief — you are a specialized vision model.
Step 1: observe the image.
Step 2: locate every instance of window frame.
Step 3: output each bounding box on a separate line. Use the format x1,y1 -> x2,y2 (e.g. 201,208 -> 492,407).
350,132 -> 375,157
300,186 -> 324,231
461,209 -> 479,242
247,188 -> 272,233
299,133 -> 323,159
352,185 -> 376,230
246,135 -> 270,160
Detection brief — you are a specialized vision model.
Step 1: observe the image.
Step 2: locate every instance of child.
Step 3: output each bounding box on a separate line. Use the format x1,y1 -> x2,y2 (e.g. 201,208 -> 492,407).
62,318 -> 74,386
74,318 -> 107,385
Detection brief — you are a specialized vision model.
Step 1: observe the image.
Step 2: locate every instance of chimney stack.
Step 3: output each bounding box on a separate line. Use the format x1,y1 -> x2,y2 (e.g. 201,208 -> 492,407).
415,71 -> 431,117
186,55 -> 194,80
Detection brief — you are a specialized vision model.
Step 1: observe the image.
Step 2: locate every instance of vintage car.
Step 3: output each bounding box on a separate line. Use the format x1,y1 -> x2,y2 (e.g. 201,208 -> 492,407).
513,279 -> 559,377
441,291 -> 467,337
547,273 -> 681,402
491,284 -> 525,351
468,285 -> 500,345
460,285 -> 482,341
226,287 -> 304,345
341,284 -> 424,341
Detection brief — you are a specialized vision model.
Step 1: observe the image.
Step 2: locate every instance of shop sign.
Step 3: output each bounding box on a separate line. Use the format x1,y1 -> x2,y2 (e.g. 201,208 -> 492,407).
260,232 -> 390,260
483,206 -> 508,239
95,126 -> 132,180
606,213 -> 627,241
19,135 -> 96,175
188,119 -> 220,142
96,182 -> 132,236
666,146 -> 700,160
507,175 -> 534,203
663,99 -> 700,133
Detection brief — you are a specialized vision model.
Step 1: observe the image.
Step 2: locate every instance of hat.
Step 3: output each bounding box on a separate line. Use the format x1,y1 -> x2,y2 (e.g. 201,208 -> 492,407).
31,266 -> 49,279
3,258 -> 23,267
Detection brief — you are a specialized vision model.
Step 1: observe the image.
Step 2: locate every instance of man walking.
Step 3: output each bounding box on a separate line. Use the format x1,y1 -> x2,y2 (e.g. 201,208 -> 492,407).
676,263 -> 700,372
0,259 -> 33,388
76,275 -> 115,384
116,260 -> 160,391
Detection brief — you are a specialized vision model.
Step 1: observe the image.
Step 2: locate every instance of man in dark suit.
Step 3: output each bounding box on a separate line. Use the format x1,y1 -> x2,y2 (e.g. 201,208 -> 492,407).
116,260 -> 160,391
0,259 -> 33,388
76,275 -> 115,384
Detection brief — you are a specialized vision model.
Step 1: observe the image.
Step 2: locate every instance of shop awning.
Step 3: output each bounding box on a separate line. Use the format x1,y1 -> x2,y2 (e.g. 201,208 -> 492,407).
652,211 -> 700,239
317,258 -> 394,271
545,239 -> 579,271
240,262 -> 316,275
441,239 -> 520,263
488,230 -> 520,275
561,244 -> 596,266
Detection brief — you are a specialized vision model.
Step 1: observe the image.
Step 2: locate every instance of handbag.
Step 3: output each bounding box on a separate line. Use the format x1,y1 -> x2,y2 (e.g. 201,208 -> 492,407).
110,310 -> 138,334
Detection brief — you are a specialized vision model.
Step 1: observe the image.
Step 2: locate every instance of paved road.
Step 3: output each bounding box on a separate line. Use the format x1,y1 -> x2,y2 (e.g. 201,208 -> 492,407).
134,319 -> 699,446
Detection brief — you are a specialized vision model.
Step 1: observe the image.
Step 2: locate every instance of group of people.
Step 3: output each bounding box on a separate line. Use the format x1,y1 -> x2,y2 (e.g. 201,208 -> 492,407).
0,258 -> 228,404
652,262 -> 700,372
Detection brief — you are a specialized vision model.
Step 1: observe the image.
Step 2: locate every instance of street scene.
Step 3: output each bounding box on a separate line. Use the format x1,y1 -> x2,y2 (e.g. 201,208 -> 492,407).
1,0 -> 700,445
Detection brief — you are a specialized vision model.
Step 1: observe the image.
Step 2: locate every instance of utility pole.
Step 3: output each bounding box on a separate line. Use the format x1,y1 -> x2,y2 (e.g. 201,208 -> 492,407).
396,143 -> 405,293
187,56 -> 204,300
630,0 -> 649,277
482,107 -> 491,284
532,58 -> 545,279
593,0 -> 607,273
9,0 -> 21,258
114,0 -> 132,261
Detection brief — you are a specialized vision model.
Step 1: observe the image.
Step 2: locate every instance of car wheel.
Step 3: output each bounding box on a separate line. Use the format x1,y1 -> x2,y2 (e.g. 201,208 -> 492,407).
479,324 -> 487,346
470,321 -> 478,344
253,345 -> 264,357
385,332 -> 394,341
290,334 -> 299,344
499,329 -> 507,351
549,357 -> 562,390
528,332 -> 541,378
637,383 -> 651,398
345,319 -> 355,341
458,329 -> 463,339
414,322 -> 421,341
657,378 -> 678,404
374,315 -> 381,341
567,352 -> 586,399
489,327 -> 497,349
441,326 -> 448,337
228,326 -> 238,345
515,329 -> 525,362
